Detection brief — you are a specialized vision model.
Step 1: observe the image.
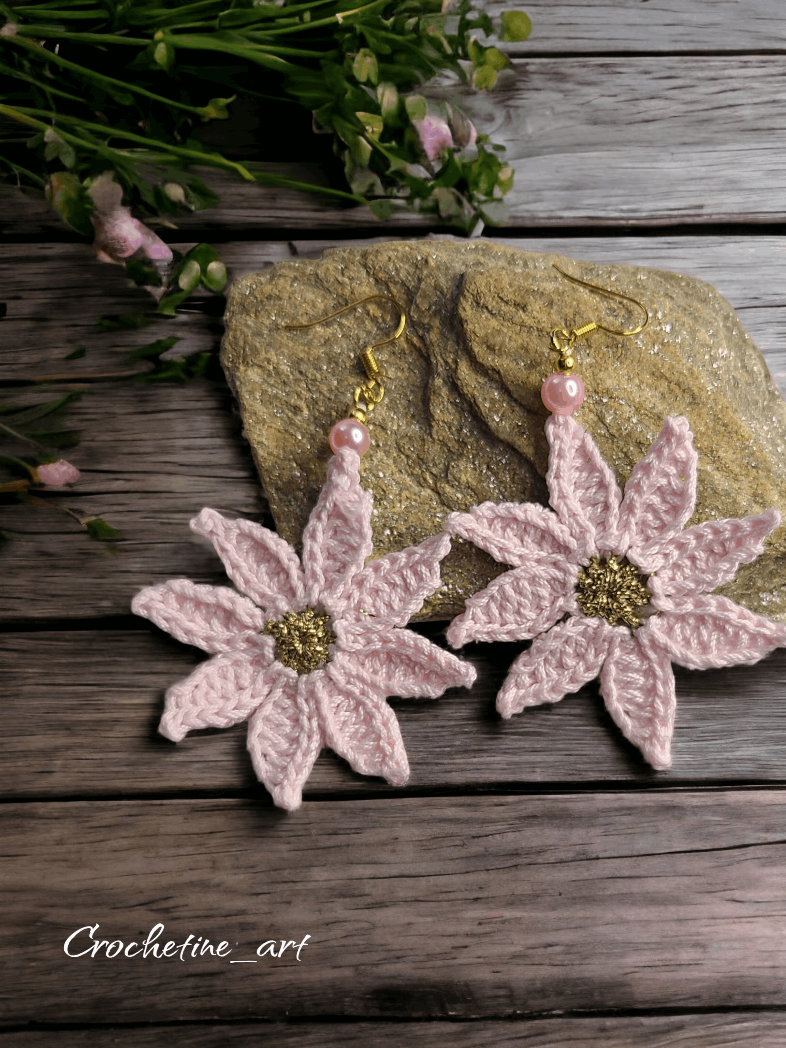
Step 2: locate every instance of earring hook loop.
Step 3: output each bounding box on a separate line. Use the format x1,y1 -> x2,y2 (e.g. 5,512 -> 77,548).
551,263 -> 649,350
283,294 -> 407,351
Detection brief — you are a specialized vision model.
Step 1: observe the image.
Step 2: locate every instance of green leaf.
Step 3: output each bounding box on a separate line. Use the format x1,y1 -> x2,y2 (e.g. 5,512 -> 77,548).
368,198 -> 395,220
199,95 -> 235,121
157,289 -> 191,316
473,64 -> 498,89
500,10 -> 532,42
404,94 -> 427,122
85,517 -> 120,540
125,336 -> 180,363
201,260 -> 227,293
177,259 -> 202,293
352,48 -> 378,85
376,81 -> 399,120
45,172 -> 93,234
356,111 -> 384,140
64,347 -> 86,361
484,47 -> 510,71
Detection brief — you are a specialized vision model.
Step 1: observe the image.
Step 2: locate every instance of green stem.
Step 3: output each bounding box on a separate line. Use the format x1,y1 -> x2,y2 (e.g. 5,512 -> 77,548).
0,152 -> 48,187
11,8 -> 111,18
6,104 -> 258,181
154,34 -> 293,70
7,35 -> 207,117
12,27 -> 149,43
0,420 -> 44,451
248,0 -> 389,37
0,104 -> 364,203
1,58 -> 86,105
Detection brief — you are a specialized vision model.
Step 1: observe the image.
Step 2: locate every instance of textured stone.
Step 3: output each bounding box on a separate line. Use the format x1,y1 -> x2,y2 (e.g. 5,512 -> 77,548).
221,240 -> 786,622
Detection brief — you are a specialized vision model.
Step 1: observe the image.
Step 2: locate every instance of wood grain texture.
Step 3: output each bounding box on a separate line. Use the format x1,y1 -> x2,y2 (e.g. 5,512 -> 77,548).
7,1014 -> 786,1047
2,234 -> 785,622
4,56 -> 786,232
0,382 -> 267,619
488,0 -> 786,54
4,792 -> 786,1022
3,630 -> 786,796
3,236 -> 785,387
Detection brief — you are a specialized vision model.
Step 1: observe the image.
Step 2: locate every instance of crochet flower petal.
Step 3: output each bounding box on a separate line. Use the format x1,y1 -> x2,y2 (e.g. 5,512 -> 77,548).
648,594 -> 786,670
329,629 -> 477,697
191,508 -> 305,616
301,448 -> 373,606
447,558 -> 578,647
644,509 -> 781,600
497,616 -> 616,717
618,416 -> 698,553
246,674 -> 323,811
601,629 -> 676,770
159,649 -> 282,741
347,532 -> 451,626
545,414 -> 623,559
314,675 -> 409,786
132,579 -> 268,653
446,501 -> 577,567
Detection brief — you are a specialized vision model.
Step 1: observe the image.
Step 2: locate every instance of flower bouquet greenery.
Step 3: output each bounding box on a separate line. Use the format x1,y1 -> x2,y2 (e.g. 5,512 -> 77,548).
1,0 -> 531,240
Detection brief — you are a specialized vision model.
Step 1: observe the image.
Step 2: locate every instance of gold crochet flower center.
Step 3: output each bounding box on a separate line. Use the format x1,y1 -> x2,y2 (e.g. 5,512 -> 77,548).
262,606 -> 336,675
575,555 -> 651,629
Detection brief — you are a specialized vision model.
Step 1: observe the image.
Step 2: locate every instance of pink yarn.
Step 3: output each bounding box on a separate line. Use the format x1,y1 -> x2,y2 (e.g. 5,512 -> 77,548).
132,448 -> 476,810
446,415 -> 786,770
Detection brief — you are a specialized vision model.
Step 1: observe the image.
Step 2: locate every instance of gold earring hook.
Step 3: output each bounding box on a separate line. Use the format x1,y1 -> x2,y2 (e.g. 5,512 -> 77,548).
283,294 -> 407,426
550,264 -> 649,368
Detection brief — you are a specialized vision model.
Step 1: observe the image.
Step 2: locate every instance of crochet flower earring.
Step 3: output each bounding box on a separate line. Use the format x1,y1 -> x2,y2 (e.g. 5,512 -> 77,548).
133,295 -> 476,810
445,267 -> 786,770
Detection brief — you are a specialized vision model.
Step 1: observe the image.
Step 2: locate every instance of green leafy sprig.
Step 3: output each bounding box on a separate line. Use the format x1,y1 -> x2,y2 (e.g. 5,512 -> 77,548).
1,0 -> 531,233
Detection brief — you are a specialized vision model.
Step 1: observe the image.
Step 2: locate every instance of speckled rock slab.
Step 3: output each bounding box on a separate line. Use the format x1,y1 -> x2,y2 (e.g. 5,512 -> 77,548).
221,240 -> 786,621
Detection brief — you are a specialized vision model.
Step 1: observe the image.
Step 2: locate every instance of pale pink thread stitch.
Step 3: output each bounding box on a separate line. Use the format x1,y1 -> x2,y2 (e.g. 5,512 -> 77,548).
133,447 -> 476,810
446,414 -> 786,769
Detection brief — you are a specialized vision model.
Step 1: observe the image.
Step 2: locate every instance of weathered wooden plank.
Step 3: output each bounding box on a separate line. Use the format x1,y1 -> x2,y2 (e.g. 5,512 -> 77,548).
2,234 -> 785,621
4,57 -> 786,232
0,382 -> 266,619
3,630 -> 786,795
490,0 -> 786,55
7,1014 -> 786,1047
3,236 -> 786,392
4,792 -> 786,1022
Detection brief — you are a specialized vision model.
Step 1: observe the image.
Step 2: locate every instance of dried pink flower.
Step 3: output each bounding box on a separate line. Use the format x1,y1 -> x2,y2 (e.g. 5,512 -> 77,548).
413,115 -> 453,161
36,459 -> 81,485
446,415 -> 786,770
88,173 -> 172,266
133,448 -> 476,810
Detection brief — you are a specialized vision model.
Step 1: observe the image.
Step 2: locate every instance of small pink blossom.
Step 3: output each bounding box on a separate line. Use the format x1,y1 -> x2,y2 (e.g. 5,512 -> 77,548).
36,459 -> 81,486
88,173 -> 172,266
446,415 -> 786,770
413,115 -> 453,161
133,448 -> 476,810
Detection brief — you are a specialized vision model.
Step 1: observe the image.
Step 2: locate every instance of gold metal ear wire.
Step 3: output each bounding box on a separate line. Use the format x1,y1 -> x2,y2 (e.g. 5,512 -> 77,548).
283,294 -> 407,425
550,264 -> 649,372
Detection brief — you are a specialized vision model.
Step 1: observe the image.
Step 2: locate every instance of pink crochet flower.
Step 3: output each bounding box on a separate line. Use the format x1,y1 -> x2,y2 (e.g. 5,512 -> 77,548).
446,415 -> 786,770
133,448 -> 476,810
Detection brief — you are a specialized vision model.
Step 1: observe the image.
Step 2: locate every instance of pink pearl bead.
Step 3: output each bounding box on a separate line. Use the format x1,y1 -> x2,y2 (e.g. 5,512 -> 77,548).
541,372 -> 586,416
329,418 -> 370,456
